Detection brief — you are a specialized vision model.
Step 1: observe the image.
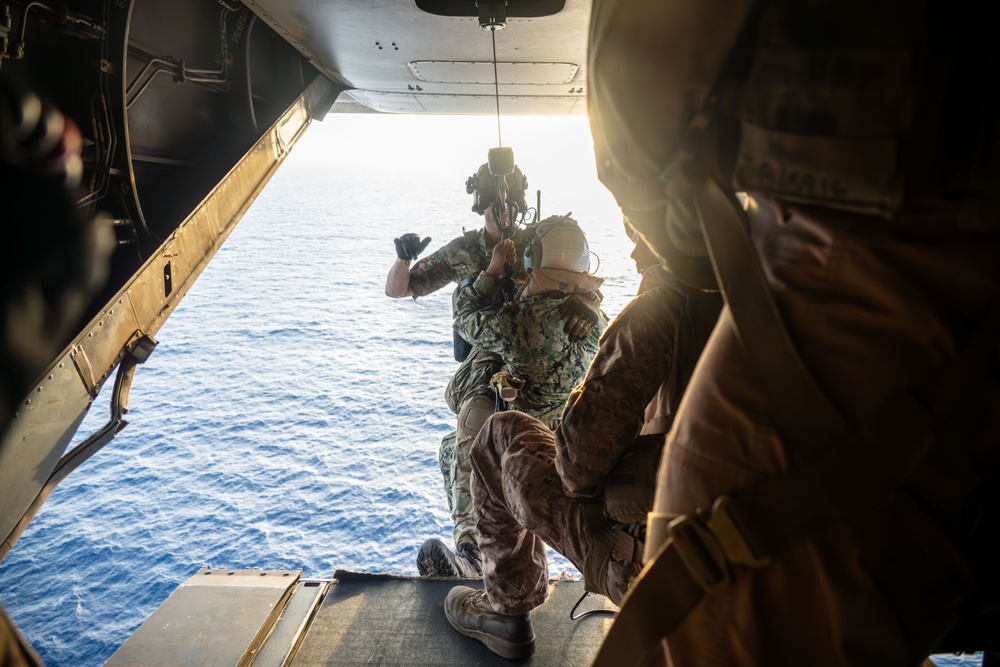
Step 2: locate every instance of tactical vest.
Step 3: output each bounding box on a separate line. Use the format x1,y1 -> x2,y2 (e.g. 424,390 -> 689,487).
723,0 -> 1000,224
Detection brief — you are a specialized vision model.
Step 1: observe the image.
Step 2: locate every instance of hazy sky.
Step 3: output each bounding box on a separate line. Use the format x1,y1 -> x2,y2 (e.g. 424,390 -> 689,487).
289,112 -> 626,239
292,113 -> 597,170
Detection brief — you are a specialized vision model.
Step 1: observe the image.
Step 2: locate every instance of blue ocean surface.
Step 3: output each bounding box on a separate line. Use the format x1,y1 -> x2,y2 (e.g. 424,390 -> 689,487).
0,114 -> 984,667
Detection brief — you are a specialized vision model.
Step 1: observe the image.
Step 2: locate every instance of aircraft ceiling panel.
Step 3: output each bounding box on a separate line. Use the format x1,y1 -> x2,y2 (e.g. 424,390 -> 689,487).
346,91 -> 585,116
244,0 -> 591,114
408,61 -> 580,85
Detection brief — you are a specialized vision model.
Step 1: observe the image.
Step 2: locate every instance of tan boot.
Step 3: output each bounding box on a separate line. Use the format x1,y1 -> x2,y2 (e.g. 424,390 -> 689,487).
444,586 -> 535,659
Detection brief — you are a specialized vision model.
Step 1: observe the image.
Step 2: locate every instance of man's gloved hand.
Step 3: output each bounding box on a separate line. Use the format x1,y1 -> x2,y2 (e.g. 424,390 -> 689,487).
561,295 -> 600,341
394,233 -> 431,261
456,542 -> 482,572
487,238 -> 516,277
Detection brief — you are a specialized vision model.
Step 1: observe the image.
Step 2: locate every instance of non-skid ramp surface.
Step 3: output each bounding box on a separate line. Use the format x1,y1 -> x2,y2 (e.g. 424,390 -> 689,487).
291,570 -> 617,665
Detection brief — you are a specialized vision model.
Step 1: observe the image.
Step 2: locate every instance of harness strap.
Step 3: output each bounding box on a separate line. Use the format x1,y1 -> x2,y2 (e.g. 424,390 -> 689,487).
672,117 -> 852,457
593,387 -> 935,667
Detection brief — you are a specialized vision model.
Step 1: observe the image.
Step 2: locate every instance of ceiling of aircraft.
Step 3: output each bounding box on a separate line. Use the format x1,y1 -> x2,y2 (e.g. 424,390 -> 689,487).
245,0 -> 590,114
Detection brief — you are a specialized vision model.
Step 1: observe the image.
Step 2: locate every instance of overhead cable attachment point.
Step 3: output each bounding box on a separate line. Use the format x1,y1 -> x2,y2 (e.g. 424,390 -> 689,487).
487,146 -> 514,176
477,0 -> 507,30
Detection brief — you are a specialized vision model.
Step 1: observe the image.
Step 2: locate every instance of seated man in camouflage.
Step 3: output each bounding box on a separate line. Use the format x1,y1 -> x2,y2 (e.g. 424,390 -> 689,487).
441,230 -> 722,660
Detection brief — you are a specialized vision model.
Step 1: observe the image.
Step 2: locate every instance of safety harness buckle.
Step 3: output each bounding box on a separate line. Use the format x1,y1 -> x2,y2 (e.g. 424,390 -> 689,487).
669,495 -> 772,593
708,495 -> 771,569
668,512 -> 730,593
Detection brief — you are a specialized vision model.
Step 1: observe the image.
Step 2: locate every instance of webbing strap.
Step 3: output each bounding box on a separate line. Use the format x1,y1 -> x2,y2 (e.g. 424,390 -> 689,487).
686,147 -> 851,457
591,390 -> 933,667
591,539 -> 705,665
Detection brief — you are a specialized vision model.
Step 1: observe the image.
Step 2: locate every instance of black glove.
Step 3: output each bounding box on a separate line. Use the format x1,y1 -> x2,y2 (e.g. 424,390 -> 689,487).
394,233 -> 431,261
560,295 -> 600,341
456,542 -> 482,572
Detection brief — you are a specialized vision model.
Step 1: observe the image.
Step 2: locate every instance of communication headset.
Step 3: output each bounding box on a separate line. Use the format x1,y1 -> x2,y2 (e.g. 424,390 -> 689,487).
523,242 -> 539,272
523,215 -> 593,274
522,223 -> 550,273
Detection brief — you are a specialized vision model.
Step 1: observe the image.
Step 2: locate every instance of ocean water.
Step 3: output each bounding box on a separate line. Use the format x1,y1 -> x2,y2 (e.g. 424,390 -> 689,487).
0,114 -> 984,667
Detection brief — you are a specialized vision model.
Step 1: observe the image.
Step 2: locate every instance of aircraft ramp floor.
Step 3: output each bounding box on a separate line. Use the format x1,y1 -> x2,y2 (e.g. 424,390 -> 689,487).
291,570 -> 617,666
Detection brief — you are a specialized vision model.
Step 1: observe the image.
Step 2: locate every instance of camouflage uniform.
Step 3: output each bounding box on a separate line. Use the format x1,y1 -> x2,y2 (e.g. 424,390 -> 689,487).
409,228 -> 502,299
470,284 -> 719,614
446,265 -> 605,550
454,270 -> 606,419
408,226 -> 531,548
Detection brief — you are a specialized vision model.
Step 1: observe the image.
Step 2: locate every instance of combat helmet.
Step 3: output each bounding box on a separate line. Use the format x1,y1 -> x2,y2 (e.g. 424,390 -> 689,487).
523,214 -> 590,273
466,162 -> 528,215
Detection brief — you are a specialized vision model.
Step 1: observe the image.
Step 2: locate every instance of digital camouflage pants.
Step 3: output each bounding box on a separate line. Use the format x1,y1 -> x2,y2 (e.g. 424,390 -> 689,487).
443,347 -> 504,548
470,410 -> 641,615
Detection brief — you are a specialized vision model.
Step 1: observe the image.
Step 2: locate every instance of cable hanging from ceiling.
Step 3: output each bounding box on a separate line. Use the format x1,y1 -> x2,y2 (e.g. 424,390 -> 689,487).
478,0 -> 508,147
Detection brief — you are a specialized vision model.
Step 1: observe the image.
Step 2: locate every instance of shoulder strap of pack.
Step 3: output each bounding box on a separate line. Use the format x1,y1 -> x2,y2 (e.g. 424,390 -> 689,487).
685,116 -> 852,457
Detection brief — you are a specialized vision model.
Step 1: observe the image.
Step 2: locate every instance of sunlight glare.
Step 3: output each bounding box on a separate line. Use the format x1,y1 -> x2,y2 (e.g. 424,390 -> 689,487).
291,113 -> 625,238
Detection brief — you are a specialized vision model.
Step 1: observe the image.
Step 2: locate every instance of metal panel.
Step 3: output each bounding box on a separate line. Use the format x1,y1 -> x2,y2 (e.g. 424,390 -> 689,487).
106,568 -> 302,667
253,581 -> 331,666
345,90 -> 585,116
0,75 -> 340,562
245,0 -> 592,115
408,61 -> 580,85
291,571 -> 615,666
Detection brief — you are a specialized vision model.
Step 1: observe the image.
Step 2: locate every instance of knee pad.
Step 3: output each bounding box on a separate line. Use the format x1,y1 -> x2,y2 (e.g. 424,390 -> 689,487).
456,394 -> 496,443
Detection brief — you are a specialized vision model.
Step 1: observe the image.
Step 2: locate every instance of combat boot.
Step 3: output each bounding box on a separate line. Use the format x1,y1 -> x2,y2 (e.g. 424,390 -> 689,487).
444,586 -> 535,659
416,538 -> 481,577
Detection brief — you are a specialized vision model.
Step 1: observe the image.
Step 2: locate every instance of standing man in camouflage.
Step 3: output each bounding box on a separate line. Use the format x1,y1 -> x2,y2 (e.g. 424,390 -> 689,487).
441,229 -> 721,659
385,162 -> 532,575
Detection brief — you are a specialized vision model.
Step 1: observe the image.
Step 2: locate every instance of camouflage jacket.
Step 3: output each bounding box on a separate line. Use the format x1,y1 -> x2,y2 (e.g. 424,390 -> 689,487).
454,269 -> 607,420
554,284 -> 721,497
408,226 -> 529,299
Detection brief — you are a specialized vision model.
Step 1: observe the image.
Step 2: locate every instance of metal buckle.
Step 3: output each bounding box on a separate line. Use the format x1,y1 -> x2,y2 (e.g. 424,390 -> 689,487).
707,495 -> 771,568
668,513 -> 730,593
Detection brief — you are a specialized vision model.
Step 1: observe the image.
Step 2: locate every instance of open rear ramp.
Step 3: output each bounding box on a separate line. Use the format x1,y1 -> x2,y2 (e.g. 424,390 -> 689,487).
104,568 -> 615,666
292,570 -> 615,665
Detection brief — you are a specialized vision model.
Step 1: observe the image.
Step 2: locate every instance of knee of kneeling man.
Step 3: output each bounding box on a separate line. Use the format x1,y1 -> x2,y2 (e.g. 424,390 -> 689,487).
457,394 -> 498,441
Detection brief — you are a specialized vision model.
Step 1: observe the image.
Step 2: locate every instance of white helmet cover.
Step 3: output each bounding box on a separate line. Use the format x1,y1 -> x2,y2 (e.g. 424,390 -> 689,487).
524,215 -> 590,273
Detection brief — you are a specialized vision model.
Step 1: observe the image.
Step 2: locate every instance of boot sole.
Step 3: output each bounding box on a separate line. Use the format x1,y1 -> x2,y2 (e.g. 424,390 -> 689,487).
445,611 -> 536,659
416,541 -> 460,577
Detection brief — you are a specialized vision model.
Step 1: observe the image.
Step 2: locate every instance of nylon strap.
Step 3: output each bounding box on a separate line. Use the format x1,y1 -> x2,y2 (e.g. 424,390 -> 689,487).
686,144 -> 851,457
591,386 -> 933,667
